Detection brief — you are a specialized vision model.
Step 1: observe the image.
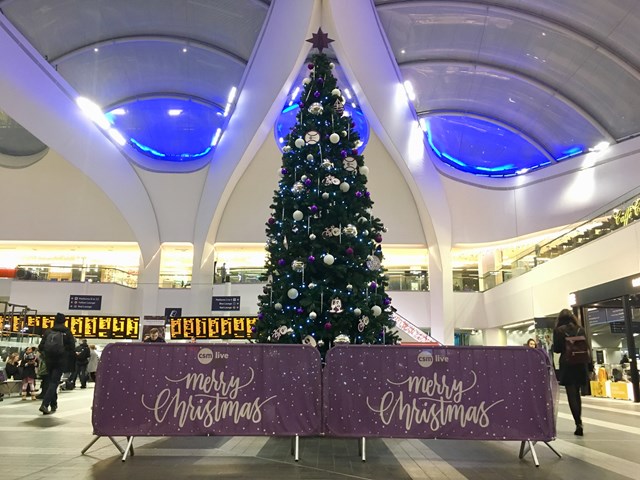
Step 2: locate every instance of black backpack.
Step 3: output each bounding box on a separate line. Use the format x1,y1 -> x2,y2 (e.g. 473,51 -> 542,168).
565,334 -> 591,365
43,330 -> 65,356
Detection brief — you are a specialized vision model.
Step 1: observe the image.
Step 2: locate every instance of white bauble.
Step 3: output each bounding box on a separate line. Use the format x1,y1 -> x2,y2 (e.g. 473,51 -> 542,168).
308,282 -> 317,289
274,302 -> 283,310
283,146 -> 291,153
293,210 -> 304,221
294,138 -> 305,148
354,308 -> 362,316
359,166 -> 369,176
322,192 -> 330,200
306,154 -> 314,161
309,233 -> 316,240
329,133 -> 340,144
324,254 -> 335,265
358,216 -> 368,223
302,77 -> 311,84
287,288 -> 299,299
340,182 -> 350,192
309,311 -> 317,319
346,284 -> 353,290
371,305 -> 382,317
329,62 -> 335,68
331,88 -> 341,97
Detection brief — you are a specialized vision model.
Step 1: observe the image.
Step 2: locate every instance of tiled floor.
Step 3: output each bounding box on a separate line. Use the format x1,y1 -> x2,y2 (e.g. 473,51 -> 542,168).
1,385 -> 639,479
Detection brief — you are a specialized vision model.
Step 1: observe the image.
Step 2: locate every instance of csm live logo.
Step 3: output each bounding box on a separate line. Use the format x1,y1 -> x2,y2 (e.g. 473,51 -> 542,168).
417,349 -> 449,368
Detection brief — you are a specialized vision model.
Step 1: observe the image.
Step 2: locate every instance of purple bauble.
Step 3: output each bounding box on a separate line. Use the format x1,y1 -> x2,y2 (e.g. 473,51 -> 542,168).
352,148 -> 358,155
278,258 -> 286,266
365,191 -> 371,198
304,178 -> 312,186
268,217 -> 275,224
341,149 -> 347,157
308,255 -> 316,262
384,297 -> 391,305
370,281 -> 378,290
309,204 -> 318,214
346,247 -> 354,255
324,322 -> 332,330
355,191 -> 363,198
297,307 -> 304,314
307,63 -> 314,70
251,326 -> 256,332
375,235 -> 383,243
258,313 -> 264,320
281,168 -> 288,175
314,91 -> 320,98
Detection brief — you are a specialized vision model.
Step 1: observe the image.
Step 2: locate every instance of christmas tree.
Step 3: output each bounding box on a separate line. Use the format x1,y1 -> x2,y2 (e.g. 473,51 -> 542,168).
254,29 -> 399,354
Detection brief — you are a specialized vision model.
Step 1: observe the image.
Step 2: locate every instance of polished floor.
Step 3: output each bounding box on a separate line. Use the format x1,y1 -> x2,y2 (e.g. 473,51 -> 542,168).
1,384 -> 639,479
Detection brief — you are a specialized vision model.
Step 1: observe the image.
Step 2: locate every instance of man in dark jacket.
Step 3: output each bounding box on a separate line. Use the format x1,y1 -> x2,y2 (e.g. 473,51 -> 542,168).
67,338 -> 90,389
38,313 -> 75,415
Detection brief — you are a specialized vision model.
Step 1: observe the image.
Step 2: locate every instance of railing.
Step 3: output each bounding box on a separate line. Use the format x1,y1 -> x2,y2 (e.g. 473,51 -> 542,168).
14,265 -> 138,288
480,186 -> 640,291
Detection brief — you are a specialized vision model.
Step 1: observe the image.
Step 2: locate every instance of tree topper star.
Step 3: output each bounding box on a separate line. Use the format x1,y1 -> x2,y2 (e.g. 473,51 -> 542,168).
306,27 -> 334,53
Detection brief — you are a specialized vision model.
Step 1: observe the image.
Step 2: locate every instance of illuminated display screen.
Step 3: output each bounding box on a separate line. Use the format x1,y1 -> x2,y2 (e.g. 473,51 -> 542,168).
9,315 -> 139,339
170,316 -> 257,340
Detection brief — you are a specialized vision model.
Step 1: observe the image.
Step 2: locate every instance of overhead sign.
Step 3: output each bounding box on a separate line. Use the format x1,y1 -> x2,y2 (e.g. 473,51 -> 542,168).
9,314 -> 139,339
170,316 -> 257,340
69,295 -> 102,310
211,296 -> 241,311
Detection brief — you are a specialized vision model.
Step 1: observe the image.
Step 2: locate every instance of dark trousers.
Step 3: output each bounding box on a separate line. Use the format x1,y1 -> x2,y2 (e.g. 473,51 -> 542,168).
68,363 -> 88,387
43,367 -> 63,409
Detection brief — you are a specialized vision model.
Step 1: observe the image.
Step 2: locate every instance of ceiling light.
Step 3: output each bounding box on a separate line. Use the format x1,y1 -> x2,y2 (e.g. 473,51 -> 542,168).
211,128 -> 222,146
182,47 -> 188,53
589,141 -> 610,152
76,97 -> 110,130
107,128 -> 127,146
93,48 -> 99,53
110,108 -> 126,115
227,86 -> 237,104
168,109 -> 182,116
403,80 -> 416,101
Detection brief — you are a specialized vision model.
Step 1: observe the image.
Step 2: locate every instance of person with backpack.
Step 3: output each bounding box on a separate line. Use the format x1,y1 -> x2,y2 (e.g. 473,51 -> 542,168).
553,308 -> 592,436
38,313 -> 75,415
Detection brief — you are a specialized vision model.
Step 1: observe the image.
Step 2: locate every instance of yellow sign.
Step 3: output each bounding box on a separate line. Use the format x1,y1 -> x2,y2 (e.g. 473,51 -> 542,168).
170,316 -> 257,340
10,315 -> 139,339
610,382 -> 629,400
613,198 -> 640,227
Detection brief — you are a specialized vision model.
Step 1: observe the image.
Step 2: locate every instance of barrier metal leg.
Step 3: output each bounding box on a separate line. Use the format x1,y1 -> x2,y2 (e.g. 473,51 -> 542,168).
544,441 -> 562,459
519,440 -> 540,467
122,436 -> 135,462
81,435 -> 101,455
360,437 -> 366,462
81,435 -> 125,456
289,435 -> 299,461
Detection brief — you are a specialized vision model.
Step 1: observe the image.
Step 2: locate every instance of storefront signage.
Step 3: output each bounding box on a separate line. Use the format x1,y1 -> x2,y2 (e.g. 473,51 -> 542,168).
8,314 -> 139,339
170,316 -> 257,340
613,198 -> 640,227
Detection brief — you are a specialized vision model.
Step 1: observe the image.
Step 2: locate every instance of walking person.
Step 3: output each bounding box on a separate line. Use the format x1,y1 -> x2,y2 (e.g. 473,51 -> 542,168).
87,344 -> 99,383
553,308 -> 591,436
38,313 -> 75,415
19,346 -> 38,400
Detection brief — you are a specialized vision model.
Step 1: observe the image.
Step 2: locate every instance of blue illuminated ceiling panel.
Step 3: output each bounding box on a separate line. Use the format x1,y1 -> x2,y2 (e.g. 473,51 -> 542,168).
422,115 -> 555,177
275,62 -> 369,154
105,98 -> 225,162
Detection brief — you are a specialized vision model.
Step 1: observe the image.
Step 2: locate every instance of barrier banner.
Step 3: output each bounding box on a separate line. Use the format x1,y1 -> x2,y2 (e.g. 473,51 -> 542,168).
93,344 -> 322,436
323,346 -> 556,441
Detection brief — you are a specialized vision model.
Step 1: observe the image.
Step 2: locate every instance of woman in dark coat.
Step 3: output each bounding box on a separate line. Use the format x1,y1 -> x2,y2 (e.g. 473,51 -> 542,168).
553,308 -> 590,436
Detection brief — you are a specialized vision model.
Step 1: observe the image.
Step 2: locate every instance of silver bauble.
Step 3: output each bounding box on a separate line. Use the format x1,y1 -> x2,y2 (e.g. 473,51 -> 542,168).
308,102 -> 324,115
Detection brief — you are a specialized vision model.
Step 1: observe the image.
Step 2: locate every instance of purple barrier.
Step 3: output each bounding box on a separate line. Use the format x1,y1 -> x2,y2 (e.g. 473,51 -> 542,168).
92,344 -> 322,437
323,346 -> 556,441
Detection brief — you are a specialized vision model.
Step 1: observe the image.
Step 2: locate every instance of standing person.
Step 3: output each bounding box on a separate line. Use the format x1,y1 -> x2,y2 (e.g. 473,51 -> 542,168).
87,344 -> 99,382
35,349 -> 48,400
19,346 -> 38,400
143,328 -> 165,343
67,339 -> 90,389
553,308 -> 590,436
38,313 -> 75,415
